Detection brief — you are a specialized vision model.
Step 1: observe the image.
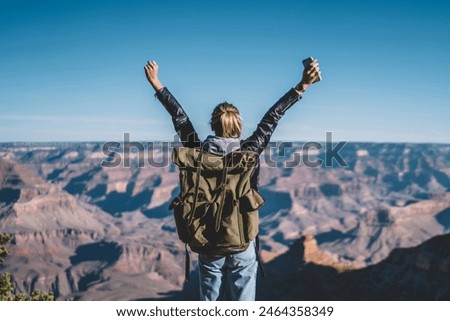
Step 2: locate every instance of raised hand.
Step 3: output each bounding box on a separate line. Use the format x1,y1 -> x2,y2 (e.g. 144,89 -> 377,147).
144,60 -> 163,91
302,59 -> 321,85
295,58 -> 321,94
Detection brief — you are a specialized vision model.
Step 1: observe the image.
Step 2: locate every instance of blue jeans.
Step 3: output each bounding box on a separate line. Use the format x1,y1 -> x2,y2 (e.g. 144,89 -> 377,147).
198,240 -> 258,301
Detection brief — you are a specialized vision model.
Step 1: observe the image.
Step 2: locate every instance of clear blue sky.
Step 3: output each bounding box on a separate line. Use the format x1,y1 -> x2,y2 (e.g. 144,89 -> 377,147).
1,0 -> 449,143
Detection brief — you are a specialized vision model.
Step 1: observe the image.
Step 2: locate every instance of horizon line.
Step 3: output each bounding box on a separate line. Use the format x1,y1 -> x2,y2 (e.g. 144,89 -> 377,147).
1,140 -> 450,145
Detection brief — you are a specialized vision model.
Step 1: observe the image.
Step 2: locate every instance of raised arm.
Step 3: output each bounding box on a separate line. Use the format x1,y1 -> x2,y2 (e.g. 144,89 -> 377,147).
144,61 -> 201,148
241,59 -> 321,154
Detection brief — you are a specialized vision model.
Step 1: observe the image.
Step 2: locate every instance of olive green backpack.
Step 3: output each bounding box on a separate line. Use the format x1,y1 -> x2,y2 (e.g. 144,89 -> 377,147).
169,147 -> 265,280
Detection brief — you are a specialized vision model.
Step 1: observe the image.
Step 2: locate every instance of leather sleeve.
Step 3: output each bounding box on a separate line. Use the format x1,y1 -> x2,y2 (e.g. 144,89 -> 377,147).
155,87 -> 202,148
240,88 -> 302,154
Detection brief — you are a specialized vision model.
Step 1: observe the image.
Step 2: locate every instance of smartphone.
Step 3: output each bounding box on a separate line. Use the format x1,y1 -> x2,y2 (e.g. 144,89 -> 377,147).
302,57 -> 321,83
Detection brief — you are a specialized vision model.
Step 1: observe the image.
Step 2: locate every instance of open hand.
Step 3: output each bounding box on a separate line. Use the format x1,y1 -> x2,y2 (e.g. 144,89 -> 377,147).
144,60 -> 163,91
144,60 -> 159,83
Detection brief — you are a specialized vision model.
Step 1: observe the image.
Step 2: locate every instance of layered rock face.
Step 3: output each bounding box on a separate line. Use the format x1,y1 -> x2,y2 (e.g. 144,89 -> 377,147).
0,142 -> 449,300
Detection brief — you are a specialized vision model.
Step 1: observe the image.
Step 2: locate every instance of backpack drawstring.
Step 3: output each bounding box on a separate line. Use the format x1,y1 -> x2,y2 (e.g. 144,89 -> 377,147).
255,235 -> 266,278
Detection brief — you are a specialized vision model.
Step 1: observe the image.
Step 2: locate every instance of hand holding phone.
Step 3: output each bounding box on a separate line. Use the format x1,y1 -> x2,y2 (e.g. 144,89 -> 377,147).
302,57 -> 321,83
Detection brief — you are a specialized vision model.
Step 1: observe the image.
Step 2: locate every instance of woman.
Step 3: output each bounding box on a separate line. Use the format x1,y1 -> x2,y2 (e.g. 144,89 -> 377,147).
144,59 -> 320,300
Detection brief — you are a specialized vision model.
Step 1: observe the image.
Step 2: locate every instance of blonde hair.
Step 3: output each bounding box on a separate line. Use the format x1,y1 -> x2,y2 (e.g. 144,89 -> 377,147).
210,102 -> 242,138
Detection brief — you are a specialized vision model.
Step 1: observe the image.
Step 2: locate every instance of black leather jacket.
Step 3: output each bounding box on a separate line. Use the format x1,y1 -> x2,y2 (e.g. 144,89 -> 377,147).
155,87 -> 302,190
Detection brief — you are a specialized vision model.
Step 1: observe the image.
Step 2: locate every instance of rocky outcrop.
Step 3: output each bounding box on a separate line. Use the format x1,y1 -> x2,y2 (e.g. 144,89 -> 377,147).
302,235 -> 355,271
258,233 -> 450,300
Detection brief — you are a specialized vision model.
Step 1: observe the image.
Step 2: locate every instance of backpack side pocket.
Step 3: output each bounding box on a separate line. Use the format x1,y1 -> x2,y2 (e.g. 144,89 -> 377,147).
239,189 -> 265,242
169,196 -> 191,243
